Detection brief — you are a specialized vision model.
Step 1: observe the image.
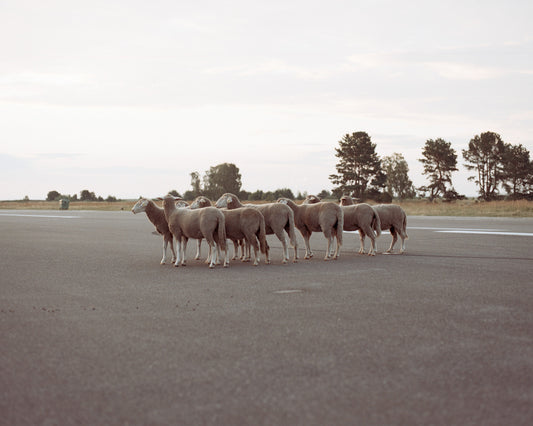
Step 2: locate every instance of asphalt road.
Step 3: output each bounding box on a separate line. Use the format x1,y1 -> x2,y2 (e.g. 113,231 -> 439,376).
1,210 -> 532,425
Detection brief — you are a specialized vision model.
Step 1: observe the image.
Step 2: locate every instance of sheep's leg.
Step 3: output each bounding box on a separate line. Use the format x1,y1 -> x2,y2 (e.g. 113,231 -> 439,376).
161,237 -> 170,265
231,240 -> 238,260
207,242 -> 217,268
195,239 -> 202,260
321,227 -> 334,261
241,240 -> 252,262
168,235 -> 177,263
333,233 -> 342,259
362,227 -> 376,256
303,234 -> 313,259
358,230 -> 366,254
386,229 -> 398,253
274,230 -> 289,263
180,238 -> 188,265
222,245 -> 229,268
399,233 -> 406,254
174,238 -> 182,267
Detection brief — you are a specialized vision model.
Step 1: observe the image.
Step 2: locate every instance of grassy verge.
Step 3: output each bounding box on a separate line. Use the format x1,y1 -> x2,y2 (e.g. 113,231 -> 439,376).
1,199 -> 532,217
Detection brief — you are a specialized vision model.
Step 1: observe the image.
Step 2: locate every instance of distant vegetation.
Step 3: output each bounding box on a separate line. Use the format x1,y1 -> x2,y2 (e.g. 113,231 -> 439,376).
11,129 -> 533,205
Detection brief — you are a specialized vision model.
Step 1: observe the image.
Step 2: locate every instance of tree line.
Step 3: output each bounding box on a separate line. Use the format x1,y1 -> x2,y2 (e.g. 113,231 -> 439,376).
46,189 -> 119,202
45,130 -> 533,203
330,130 -> 532,201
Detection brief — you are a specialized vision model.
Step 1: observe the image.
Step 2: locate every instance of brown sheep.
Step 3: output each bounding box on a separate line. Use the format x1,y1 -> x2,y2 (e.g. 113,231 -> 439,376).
161,195 -> 228,268
131,198 -> 176,265
215,193 -> 298,264
277,198 -> 343,260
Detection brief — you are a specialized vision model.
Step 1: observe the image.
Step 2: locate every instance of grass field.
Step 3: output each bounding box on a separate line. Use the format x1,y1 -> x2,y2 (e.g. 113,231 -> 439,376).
1,199 -> 533,217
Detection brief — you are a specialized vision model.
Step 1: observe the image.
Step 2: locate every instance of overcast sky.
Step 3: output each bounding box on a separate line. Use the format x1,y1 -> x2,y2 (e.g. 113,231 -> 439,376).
1,0 -> 532,200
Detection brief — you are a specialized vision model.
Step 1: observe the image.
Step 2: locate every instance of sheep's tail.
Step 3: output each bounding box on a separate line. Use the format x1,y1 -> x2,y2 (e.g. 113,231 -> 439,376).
217,213 -> 227,251
335,207 -> 344,246
287,208 -> 298,249
258,217 -> 268,255
372,207 -> 382,237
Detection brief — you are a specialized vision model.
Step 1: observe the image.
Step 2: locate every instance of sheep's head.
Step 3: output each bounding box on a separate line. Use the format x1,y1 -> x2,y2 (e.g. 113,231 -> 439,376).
303,195 -> 321,204
215,193 -> 231,208
131,198 -> 149,214
191,196 -> 212,209
339,195 -> 354,206
277,198 -> 289,205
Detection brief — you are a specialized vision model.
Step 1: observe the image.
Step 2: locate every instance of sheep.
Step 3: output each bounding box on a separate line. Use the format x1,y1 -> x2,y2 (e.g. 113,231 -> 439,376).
161,195 -> 228,268
277,198 -> 343,260
131,198 -> 176,265
306,195 -> 381,256
220,207 -> 269,266
189,196 -> 214,261
215,193 -> 298,264
189,195 -> 245,262
340,195 -> 408,253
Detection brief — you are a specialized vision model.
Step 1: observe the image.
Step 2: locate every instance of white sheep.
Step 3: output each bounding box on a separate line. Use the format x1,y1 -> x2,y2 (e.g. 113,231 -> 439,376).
131,198 -> 176,265
215,193 -> 298,264
340,195 -> 408,253
305,195 -> 381,256
277,198 -> 343,260
161,195 -> 228,268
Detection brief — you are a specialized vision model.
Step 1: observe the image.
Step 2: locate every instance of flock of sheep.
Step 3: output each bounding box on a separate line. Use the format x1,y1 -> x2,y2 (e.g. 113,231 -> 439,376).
131,193 -> 408,268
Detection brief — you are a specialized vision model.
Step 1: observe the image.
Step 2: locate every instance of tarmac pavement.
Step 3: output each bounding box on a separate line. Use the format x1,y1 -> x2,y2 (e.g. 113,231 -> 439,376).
1,210 -> 532,425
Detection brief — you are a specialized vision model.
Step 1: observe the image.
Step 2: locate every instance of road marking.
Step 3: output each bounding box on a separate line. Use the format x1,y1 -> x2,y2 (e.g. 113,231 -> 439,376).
408,226 -> 533,237
436,230 -> 533,237
274,290 -> 303,294
0,213 -> 80,219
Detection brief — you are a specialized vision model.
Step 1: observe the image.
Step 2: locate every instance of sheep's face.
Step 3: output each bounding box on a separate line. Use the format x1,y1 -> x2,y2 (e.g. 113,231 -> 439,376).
191,196 -> 211,209
278,198 -> 289,205
215,195 -> 229,208
339,196 -> 353,206
132,198 -> 149,214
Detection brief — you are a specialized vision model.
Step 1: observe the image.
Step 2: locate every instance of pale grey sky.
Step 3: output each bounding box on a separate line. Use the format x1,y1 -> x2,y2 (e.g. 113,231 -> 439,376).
1,0 -> 532,199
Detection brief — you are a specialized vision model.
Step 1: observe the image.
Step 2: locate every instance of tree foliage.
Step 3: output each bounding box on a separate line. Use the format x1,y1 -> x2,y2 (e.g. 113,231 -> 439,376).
46,190 -> 61,201
382,153 -> 416,200
418,138 -> 458,201
462,131 -> 506,200
501,143 -> 533,199
329,131 -> 384,200
184,164 -> 242,200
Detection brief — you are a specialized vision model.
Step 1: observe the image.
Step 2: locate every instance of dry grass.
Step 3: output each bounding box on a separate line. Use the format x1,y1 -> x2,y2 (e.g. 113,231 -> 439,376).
1,198 -> 533,217
0,200 -> 134,211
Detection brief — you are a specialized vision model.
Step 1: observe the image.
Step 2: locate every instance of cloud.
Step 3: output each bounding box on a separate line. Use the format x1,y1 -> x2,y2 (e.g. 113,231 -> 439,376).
423,62 -> 504,80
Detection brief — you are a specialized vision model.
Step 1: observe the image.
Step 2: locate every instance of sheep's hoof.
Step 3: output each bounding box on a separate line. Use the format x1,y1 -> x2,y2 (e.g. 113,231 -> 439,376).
174,263 -> 179,268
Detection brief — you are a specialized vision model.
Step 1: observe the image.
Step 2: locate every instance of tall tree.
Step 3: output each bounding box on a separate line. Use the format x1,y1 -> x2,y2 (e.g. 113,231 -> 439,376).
418,138 -> 458,201
80,189 -> 97,201
382,153 -> 415,200
202,163 -> 242,199
462,131 -> 506,200
501,143 -> 533,199
329,131 -> 383,199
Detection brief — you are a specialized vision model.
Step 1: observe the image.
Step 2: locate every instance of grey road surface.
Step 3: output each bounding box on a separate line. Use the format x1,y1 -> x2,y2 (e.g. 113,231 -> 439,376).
1,210 -> 533,425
